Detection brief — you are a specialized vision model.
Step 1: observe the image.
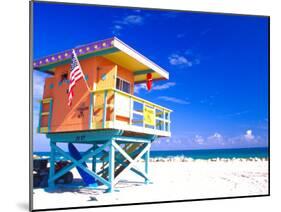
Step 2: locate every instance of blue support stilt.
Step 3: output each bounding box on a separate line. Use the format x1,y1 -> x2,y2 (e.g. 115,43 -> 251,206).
113,141 -> 151,183
50,144 -> 95,182
108,139 -> 115,192
48,141 -> 56,189
53,143 -> 111,187
145,142 -> 151,184
44,132 -> 154,192
92,143 -> 97,173
68,143 -> 97,186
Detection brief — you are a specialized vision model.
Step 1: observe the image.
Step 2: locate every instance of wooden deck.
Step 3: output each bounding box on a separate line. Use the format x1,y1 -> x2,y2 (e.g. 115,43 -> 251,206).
38,88 -> 171,137
89,88 -> 171,137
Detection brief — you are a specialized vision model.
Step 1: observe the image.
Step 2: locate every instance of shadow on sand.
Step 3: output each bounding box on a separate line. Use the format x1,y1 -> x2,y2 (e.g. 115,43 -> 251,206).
16,202 -> 29,211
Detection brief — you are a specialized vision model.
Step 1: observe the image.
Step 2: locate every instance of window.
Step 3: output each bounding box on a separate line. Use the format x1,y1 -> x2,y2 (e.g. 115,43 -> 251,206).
60,73 -> 68,83
116,77 -> 131,94
123,81 -> 130,93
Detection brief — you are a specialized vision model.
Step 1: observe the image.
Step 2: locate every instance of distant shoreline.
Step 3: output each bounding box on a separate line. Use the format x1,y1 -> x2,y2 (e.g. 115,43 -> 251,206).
34,147 -> 269,161
148,156 -> 268,162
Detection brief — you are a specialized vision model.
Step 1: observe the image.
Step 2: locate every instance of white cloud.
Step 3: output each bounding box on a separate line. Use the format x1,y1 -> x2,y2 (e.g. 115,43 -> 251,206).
168,54 -> 192,66
154,139 -> 162,144
152,132 -> 267,150
33,71 -> 48,100
244,130 -> 255,141
134,82 -> 176,94
168,48 -> 201,68
33,71 -> 51,151
158,96 -> 190,105
123,15 -> 143,24
134,83 -> 147,94
207,132 -> 224,145
112,25 -> 123,35
208,132 -> 222,140
112,15 -> 144,35
114,25 -> 122,30
152,82 -> 176,90
225,110 -> 249,117
115,15 -> 143,25
194,135 -> 204,145
172,138 -> 182,144
226,130 -> 263,146
199,94 -> 219,105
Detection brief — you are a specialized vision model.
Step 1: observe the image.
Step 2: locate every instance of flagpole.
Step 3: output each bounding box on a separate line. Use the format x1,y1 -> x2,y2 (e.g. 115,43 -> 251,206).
83,75 -> 91,91
73,49 -> 91,92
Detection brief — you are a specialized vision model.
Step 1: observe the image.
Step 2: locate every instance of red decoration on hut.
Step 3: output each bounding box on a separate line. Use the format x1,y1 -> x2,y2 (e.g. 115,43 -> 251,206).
146,73 -> 153,91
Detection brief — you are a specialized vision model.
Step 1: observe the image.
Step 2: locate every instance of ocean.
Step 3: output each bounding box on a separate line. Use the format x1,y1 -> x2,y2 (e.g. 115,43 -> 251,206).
34,147 -> 268,161
150,147 -> 268,159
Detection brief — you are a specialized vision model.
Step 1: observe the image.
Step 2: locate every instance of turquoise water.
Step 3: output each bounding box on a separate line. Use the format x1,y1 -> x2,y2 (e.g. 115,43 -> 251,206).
34,147 -> 268,161
150,147 -> 268,159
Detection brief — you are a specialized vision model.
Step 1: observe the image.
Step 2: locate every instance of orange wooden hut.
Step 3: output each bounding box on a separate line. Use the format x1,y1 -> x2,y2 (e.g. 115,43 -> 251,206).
34,37 -> 172,192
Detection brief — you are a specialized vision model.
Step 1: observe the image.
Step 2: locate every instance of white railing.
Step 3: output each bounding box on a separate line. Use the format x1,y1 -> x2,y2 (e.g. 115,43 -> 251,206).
90,88 -> 172,137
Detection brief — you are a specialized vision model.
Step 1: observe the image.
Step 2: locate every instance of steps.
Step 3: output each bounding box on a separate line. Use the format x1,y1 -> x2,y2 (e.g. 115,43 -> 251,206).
97,143 -> 145,182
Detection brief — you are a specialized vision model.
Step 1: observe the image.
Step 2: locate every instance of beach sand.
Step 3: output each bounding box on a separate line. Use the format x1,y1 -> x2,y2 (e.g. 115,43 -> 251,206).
33,158 -> 268,210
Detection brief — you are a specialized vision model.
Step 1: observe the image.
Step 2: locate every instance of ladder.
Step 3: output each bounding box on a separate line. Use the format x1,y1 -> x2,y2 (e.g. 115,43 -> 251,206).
98,143 -> 145,180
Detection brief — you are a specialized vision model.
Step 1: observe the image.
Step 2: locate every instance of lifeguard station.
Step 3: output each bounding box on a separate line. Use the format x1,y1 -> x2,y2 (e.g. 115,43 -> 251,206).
34,37 -> 172,192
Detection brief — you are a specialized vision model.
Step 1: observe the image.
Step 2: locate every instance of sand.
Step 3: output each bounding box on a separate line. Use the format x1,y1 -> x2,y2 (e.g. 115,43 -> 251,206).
33,158 -> 268,210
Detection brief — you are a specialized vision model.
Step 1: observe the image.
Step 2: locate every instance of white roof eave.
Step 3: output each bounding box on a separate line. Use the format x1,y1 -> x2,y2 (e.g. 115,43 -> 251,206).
113,37 -> 169,80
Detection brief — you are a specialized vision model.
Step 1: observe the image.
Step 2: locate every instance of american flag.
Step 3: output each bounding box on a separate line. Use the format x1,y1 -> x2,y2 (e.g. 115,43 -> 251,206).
68,49 -> 84,106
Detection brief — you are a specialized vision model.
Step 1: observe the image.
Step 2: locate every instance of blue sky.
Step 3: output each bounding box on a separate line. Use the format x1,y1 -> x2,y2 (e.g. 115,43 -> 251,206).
33,2 -> 269,151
